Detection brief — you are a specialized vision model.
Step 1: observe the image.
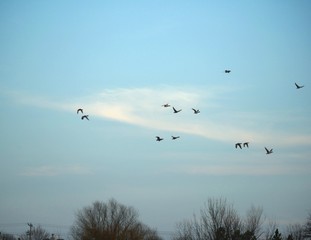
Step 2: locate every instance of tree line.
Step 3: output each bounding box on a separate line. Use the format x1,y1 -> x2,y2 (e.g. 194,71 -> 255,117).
1,198 -> 310,240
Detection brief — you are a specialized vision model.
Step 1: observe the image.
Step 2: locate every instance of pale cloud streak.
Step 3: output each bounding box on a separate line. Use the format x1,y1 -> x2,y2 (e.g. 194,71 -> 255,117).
170,162 -> 311,176
5,86 -> 311,147
20,164 -> 93,177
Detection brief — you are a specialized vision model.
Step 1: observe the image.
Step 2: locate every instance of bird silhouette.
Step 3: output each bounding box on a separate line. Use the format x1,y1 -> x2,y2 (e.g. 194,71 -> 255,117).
172,107 -> 182,113
192,108 -> 200,114
295,83 -> 304,89
81,115 -> 89,120
156,136 -> 164,141
224,70 -> 231,73
162,103 -> 171,107
77,108 -> 83,114
235,143 -> 242,149
171,136 -> 180,140
265,147 -> 273,154
243,142 -> 249,148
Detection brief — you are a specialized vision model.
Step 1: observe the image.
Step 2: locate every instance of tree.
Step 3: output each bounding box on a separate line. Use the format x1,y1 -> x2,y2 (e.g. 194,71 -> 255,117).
264,220 -> 278,240
244,205 -> 264,238
304,212 -> 311,239
173,198 -> 259,240
272,229 -> 282,240
70,198 -> 162,240
286,224 -> 304,240
203,198 -> 242,240
0,232 -> 16,240
19,225 -> 50,240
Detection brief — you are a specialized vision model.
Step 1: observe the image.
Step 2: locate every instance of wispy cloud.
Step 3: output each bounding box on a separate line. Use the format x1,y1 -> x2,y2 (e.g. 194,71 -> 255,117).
171,163 -> 311,176
20,164 -> 93,177
5,86 -> 311,147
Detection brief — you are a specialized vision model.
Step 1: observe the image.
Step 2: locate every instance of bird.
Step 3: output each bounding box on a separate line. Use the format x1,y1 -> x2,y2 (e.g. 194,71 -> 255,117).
77,108 -> 83,114
295,83 -> 304,89
156,136 -> 164,141
171,136 -> 180,140
162,103 -> 171,107
81,115 -> 89,120
192,108 -> 200,114
265,147 -> 273,154
243,142 -> 249,148
235,143 -> 242,149
172,107 -> 182,113
224,70 -> 231,73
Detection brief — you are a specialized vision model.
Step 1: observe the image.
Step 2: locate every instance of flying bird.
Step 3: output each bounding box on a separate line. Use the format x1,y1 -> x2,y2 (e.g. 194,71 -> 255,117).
162,103 -> 171,107
156,136 -> 164,141
224,70 -> 231,73
77,108 -> 83,114
81,115 -> 89,120
171,136 -> 180,140
243,142 -> 249,148
235,143 -> 242,149
172,107 -> 182,113
295,83 -> 304,89
265,147 -> 273,154
192,108 -> 200,114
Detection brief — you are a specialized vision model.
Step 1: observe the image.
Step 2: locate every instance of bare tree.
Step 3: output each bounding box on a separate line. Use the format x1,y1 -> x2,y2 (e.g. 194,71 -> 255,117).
19,225 -> 50,240
173,197 -> 258,240
264,220 -> 278,240
304,212 -> 311,239
173,216 -> 202,240
244,205 -> 264,239
286,224 -> 304,240
0,232 -> 16,240
70,198 -> 162,240
201,198 -> 242,240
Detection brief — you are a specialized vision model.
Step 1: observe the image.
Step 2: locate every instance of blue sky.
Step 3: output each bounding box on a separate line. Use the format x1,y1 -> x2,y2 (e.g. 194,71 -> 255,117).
1,0 -> 311,238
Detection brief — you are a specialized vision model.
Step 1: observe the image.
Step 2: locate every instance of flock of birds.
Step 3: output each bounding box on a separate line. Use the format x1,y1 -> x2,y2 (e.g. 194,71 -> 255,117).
155,103 -> 200,142
77,108 -> 89,120
76,70 -> 305,156
155,70 -> 305,155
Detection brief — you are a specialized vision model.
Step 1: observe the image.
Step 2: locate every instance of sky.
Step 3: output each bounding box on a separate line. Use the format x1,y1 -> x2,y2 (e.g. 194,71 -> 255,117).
1,0 -> 311,239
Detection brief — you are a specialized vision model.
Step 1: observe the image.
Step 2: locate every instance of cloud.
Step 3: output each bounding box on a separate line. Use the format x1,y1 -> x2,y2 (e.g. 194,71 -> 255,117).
20,164 -> 93,177
5,86 -> 311,147
171,163 -> 311,176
